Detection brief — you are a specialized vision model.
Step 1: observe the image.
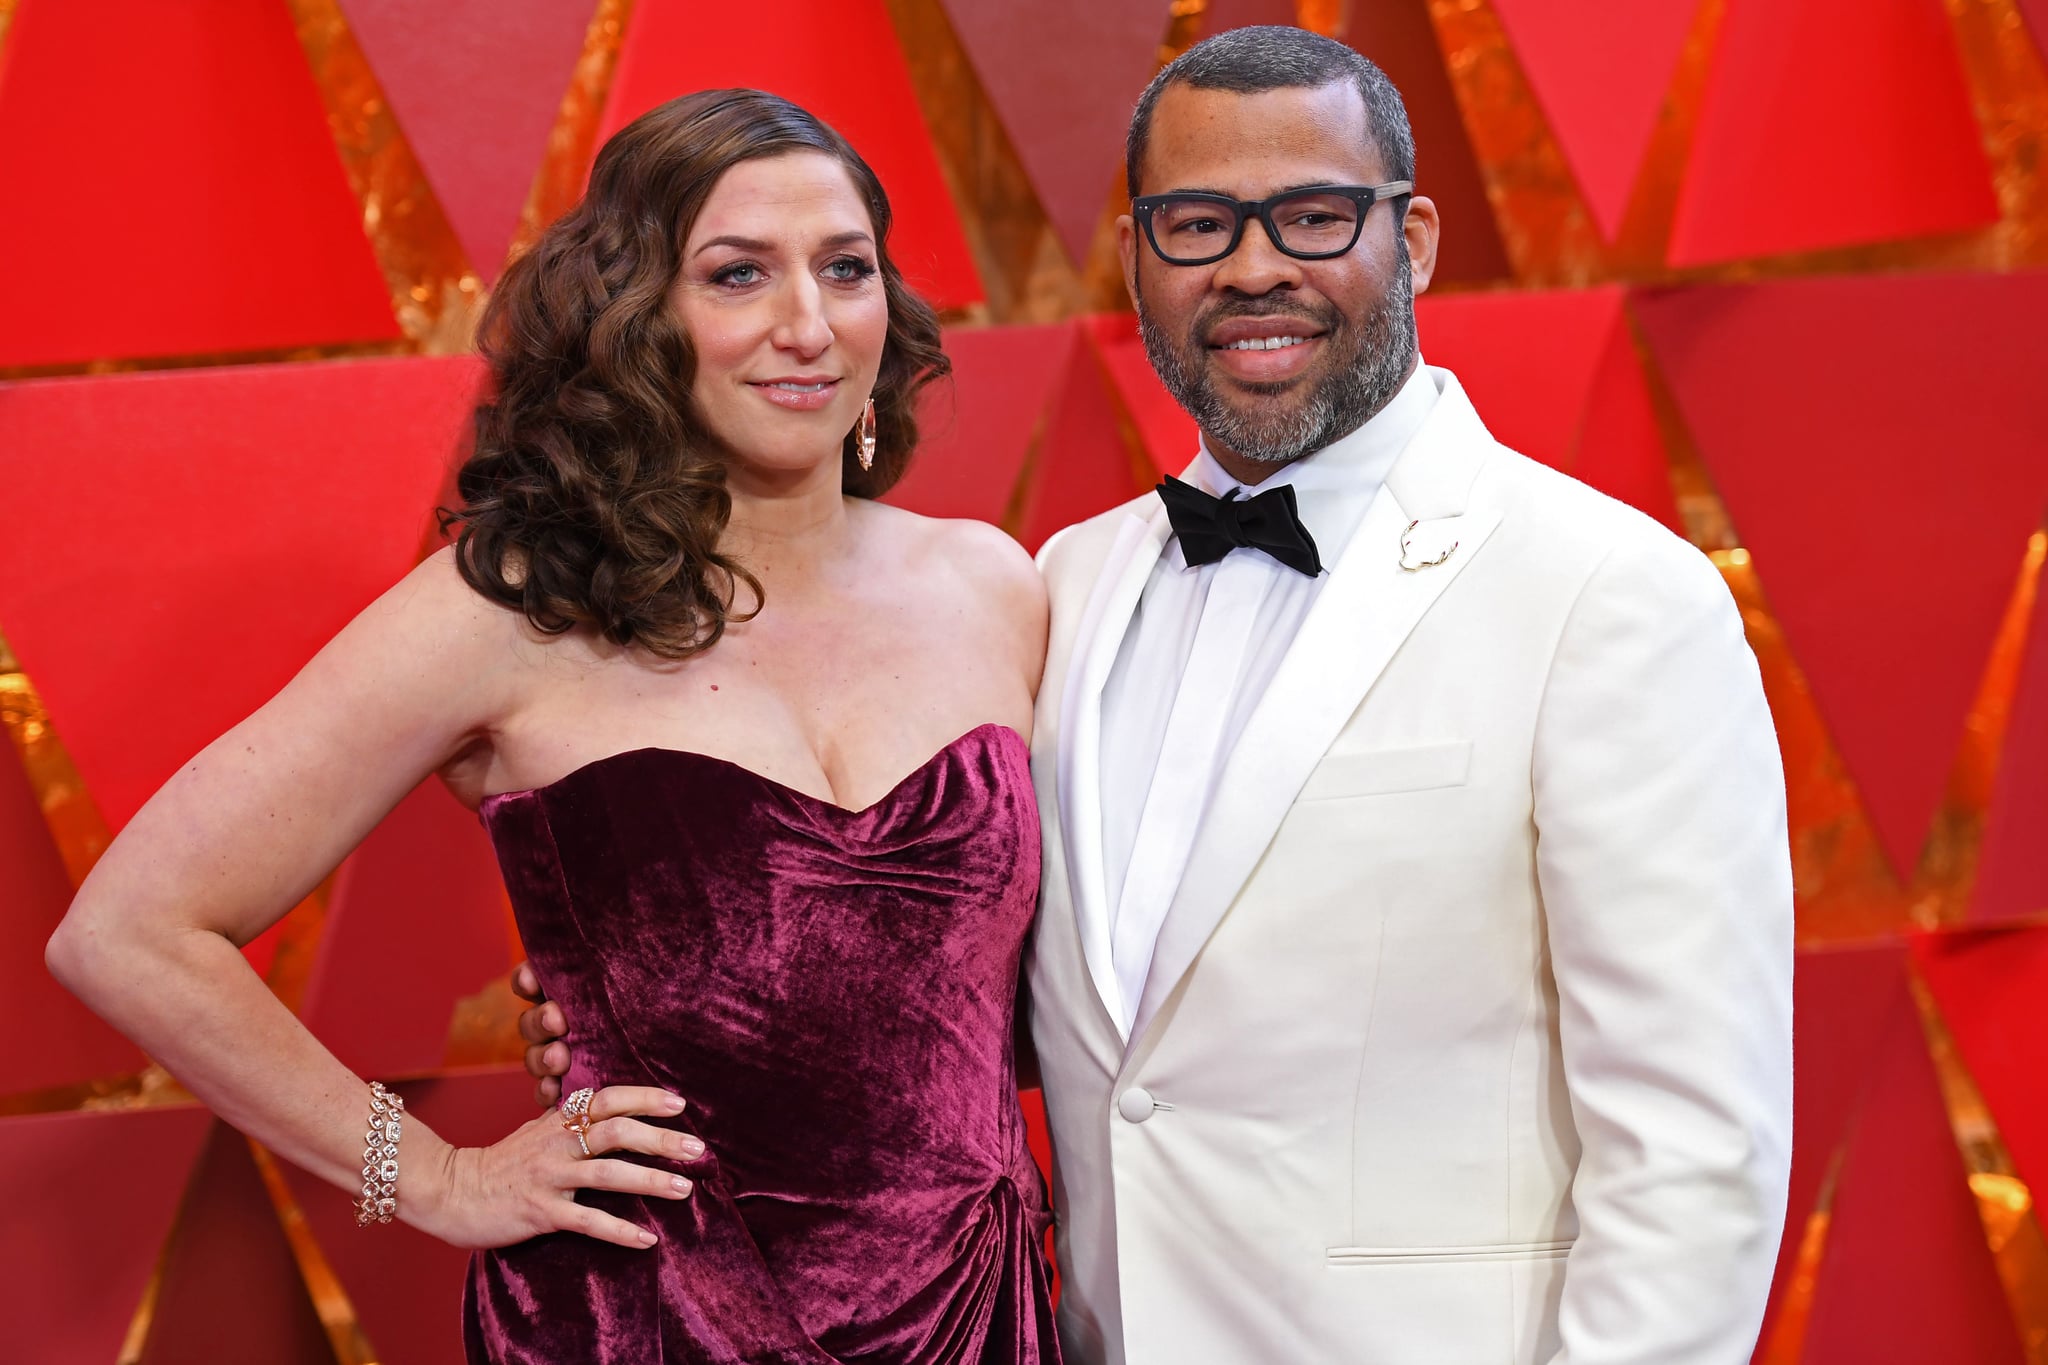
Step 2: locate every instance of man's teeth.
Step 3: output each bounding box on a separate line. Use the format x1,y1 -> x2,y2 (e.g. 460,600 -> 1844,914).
769,382 -> 832,392
1223,336 -> 1307,351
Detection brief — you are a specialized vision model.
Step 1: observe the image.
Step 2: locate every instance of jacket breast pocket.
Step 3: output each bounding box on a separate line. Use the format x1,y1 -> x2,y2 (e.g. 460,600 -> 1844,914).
1296,740 -> 1472,802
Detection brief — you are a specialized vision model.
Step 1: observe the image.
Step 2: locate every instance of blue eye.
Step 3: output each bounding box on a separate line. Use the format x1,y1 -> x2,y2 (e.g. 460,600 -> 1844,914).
713,262 -> 763,286
826,256 -> 878,282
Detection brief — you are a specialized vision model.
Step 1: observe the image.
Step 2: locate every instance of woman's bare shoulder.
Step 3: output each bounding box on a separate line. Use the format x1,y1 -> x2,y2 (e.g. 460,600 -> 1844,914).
369,546 -> 527,653
876,506 -> 1043,615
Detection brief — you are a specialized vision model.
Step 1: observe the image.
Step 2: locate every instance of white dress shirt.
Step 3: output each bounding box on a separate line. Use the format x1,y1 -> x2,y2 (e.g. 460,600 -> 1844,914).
1096,361 -> 1439,1034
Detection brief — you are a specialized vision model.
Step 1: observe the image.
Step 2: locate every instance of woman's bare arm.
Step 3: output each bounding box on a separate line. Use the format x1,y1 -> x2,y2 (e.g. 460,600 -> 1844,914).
46,552 -> 692,1247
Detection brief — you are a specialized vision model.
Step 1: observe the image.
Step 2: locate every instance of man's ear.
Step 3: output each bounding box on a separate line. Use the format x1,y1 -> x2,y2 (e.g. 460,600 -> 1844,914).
1402,194 -> 1440,296
1117,214 -> 1140,310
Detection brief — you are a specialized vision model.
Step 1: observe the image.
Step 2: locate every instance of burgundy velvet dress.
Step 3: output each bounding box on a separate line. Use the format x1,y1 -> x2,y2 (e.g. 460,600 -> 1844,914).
465,723 -> 1059,1364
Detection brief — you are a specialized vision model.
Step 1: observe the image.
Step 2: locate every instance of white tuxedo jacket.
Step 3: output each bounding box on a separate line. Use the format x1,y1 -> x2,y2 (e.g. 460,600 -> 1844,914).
1026,369 -> 1793,1365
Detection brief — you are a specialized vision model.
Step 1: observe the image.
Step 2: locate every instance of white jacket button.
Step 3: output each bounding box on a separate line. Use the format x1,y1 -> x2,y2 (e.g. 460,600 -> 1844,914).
1118,1087 -> 1156,1123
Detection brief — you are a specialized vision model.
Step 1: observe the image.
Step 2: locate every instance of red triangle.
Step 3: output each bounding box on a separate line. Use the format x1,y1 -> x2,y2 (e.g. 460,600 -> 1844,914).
888,323 -> 1073,524
1020,1084 -> 1060,1300
0,0 -> 399,367
2025,1 -> 2048,63
599,0 -> 981,310
1800,989 -> 2024,1365
1341,2 -> 1514,286
0,747 -> 145,1094
1917,928 -> 2048,1202
1083,313 -> 1198,479
0,357 -> 484,832
0,1106 -> 214,1364
1757,945 -> 1907,1348
1417,287 -> 1680,530
1669,0 -> 1998,266
300,779 -> 516,1079
1203,0 -> 1299,33
1419,287 -> 1620,466
1016,324 -> 1154,554
1577,305 -> 1682,534
1632,273 -> 2048,880
1972,572 -> 2048,925
339,0 -> 594,283
1490,0 -> 1696,242
940,0 -> 1171,269
139,1123 -> 338,1365
279,1069 -> 534,1359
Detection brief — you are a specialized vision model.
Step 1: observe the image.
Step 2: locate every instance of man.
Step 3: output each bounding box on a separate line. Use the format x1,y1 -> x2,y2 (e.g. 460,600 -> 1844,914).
524,27 -> 1793,1364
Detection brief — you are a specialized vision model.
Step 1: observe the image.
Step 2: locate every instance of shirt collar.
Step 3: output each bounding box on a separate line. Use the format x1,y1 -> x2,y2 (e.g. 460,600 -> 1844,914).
1186,359 -> 1439,557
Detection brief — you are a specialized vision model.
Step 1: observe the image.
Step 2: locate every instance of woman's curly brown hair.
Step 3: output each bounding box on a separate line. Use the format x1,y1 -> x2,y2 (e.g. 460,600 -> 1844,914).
442,89 -> 951,659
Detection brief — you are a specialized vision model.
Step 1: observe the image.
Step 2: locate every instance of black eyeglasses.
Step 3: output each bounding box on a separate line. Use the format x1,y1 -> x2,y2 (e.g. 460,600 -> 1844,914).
1132,181 -> 1414,266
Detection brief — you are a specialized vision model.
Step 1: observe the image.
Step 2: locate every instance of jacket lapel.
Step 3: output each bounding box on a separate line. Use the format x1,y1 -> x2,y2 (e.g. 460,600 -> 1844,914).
1125,373 -> 1504,1049
1058,500 -> 1173,1033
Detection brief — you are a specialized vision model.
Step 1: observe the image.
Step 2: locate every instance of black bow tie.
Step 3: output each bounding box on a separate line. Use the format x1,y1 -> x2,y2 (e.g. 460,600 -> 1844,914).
1157,475 -> 1323,577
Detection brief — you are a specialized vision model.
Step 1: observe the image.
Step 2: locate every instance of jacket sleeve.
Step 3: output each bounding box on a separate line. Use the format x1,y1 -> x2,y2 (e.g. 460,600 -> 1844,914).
1531,531 -> 1794,1365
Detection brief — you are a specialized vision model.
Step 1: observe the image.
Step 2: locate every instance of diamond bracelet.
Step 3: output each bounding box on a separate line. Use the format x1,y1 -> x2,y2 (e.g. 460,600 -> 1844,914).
356,1081 -> 405,1227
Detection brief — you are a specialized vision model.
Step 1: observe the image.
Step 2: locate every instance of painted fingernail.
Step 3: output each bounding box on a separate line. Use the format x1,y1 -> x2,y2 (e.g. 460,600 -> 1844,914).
663,1094 -> 688,1114
670,1176 -> 693,1195
677,1136 -> 705,1158
638,1229 -> 658,1246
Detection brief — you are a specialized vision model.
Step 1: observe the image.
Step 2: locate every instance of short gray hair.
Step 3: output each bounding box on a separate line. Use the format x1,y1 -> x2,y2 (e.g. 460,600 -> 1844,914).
1125,26 -> 1416,199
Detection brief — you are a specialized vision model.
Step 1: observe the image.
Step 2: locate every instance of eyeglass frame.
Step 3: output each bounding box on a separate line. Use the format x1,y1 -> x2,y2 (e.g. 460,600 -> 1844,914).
1130,181 -> 1415,267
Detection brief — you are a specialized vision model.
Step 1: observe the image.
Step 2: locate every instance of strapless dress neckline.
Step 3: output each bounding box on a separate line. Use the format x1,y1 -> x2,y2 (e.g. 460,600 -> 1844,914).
481,721 -> 1020,817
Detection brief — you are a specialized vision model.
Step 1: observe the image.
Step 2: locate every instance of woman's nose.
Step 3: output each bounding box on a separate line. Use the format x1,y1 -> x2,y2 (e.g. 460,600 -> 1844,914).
774,276 -> 835,357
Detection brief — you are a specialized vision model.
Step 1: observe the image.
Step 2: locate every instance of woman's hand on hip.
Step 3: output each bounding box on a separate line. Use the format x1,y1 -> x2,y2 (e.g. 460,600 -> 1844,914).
408,1085 -> 702,1250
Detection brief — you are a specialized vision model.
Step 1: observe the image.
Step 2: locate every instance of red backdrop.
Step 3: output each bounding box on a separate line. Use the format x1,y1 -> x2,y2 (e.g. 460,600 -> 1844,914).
3,0 -> 2046,1360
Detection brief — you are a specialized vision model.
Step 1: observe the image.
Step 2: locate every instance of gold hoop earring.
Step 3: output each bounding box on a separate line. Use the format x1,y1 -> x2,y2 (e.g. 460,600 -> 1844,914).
857,398 -> 877,472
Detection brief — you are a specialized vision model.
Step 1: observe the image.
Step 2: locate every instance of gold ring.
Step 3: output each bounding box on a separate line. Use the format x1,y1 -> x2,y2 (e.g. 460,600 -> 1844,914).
560,1086 -> 595,1157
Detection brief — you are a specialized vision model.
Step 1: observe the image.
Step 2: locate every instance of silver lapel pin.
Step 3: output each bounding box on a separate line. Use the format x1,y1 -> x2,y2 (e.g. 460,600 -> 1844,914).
1399,519 -> 1459,571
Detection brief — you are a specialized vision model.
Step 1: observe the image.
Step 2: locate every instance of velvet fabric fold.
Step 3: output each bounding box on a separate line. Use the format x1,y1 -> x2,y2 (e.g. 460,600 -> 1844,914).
465,724 -> 1059,1364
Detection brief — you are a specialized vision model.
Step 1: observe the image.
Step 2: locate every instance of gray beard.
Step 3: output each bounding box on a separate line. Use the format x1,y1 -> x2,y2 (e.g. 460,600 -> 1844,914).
1138,254 -> 1417,467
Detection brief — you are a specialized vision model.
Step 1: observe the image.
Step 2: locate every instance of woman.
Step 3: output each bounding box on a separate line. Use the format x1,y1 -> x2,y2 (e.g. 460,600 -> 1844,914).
48,89 -> 1058,1363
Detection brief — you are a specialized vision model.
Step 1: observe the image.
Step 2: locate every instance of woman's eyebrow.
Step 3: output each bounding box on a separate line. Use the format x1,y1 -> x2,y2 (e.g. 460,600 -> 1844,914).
692,229 -> 874,258
692,234 -> 775,257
